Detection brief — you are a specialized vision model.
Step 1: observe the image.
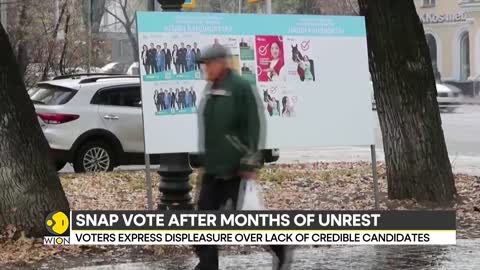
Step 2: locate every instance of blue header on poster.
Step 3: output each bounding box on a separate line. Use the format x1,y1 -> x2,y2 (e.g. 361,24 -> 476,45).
136,12 -> 366,37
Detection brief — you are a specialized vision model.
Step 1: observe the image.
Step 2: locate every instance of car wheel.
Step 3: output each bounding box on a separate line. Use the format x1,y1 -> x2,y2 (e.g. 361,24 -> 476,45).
55,161 -> 67,171
73,141 -> 115,173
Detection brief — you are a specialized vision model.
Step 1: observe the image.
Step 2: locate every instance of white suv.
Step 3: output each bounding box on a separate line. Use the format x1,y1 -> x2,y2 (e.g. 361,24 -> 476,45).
30,74 -> 147,172
30,74 -> 279,173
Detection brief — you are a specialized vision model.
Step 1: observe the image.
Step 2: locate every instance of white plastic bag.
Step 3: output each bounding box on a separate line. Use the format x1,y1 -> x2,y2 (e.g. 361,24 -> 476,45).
237,179 -> 264,210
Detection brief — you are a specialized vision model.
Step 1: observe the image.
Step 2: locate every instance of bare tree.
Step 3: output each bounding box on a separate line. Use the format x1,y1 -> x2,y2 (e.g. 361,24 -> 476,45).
4,0 -> 110,87
41,0 -> 68,81
82,0 -> 107,34
104,0 -> 141,61
58,7 -> 71,75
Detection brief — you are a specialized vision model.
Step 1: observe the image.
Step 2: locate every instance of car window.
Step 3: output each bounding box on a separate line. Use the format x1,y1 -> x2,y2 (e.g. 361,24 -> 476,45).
29,84 -> 77,105
92,86 -> 141,107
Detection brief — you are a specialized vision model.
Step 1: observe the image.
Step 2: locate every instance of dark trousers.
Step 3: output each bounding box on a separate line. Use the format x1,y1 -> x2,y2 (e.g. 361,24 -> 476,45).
194,174 -> 286,270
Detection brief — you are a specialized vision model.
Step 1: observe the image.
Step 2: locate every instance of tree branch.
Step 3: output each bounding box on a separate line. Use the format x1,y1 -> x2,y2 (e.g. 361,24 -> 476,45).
104,8 -> 128,29
119,0 -> 132,28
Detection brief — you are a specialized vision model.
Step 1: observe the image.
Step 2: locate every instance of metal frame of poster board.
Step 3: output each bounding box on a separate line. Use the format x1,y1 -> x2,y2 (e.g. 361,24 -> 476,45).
136,11 -> 380,210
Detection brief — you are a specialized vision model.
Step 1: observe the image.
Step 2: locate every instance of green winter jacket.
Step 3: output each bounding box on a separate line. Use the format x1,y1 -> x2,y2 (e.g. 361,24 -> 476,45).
198,70 -> 266,176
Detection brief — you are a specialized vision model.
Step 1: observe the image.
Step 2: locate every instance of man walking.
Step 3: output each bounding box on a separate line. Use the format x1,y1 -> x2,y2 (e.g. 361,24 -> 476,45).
195,45 -> 292,270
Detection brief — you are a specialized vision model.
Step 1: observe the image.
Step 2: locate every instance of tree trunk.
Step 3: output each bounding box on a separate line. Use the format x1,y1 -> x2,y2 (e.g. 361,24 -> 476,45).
126,28 -> 139,62
82,0 -> 106,34
0,23 -> 69,237
358,0 -> 456,203
125,21 -> 138,62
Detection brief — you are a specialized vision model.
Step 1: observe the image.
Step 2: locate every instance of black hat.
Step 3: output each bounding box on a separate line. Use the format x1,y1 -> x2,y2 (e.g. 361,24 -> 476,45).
197,45 -> 230,63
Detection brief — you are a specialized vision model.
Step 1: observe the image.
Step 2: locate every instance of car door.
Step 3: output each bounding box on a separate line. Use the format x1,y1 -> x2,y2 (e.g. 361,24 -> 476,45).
94,86 -> 144,153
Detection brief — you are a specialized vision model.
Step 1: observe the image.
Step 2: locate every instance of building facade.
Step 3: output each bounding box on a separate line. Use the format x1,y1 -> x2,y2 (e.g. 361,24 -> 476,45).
415,0 -> 480,83
100,1 -> 145,63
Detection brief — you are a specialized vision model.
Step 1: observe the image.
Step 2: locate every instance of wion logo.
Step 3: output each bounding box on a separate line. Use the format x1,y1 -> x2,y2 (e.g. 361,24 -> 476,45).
43,211 -> 71,245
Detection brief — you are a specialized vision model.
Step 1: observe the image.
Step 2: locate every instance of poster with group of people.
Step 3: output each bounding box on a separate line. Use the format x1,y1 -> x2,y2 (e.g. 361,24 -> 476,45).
140,33 -> 203,81
153,86 -> 197,115
141,42 -> 201,75
137,12 -> 374,154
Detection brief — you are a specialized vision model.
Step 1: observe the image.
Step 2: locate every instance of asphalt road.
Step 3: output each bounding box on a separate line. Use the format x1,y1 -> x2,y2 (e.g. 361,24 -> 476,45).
278,105 -> 480,175
60,105 -> 480,175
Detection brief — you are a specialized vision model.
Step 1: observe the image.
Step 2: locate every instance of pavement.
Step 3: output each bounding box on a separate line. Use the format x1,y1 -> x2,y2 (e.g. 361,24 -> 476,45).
60,105 -> 480,175
56,106 -> 480,269
64,240 -> 480,270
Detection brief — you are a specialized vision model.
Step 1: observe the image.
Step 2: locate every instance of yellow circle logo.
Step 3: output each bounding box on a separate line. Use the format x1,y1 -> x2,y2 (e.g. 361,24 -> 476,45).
45,211 -> 69,235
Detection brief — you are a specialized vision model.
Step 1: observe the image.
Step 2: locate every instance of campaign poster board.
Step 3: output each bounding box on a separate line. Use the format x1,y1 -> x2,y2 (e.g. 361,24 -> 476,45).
136,12 -> 374,154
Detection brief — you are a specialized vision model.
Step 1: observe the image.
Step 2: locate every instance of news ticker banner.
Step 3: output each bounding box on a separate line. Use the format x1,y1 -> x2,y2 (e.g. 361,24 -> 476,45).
44,211 -> 456,245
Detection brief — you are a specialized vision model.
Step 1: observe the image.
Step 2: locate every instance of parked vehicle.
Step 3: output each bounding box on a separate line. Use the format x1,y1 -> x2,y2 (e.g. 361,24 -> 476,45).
30,74 -> 279,173
370,82 -> 463,112
436,83 -> 463,112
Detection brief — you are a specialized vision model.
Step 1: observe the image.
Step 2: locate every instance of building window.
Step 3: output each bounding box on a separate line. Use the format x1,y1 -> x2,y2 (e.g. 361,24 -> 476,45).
460,31 -> 470,81
422,0 -> 436,7
119,39 -> 133,60
425,34 -> 438,71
